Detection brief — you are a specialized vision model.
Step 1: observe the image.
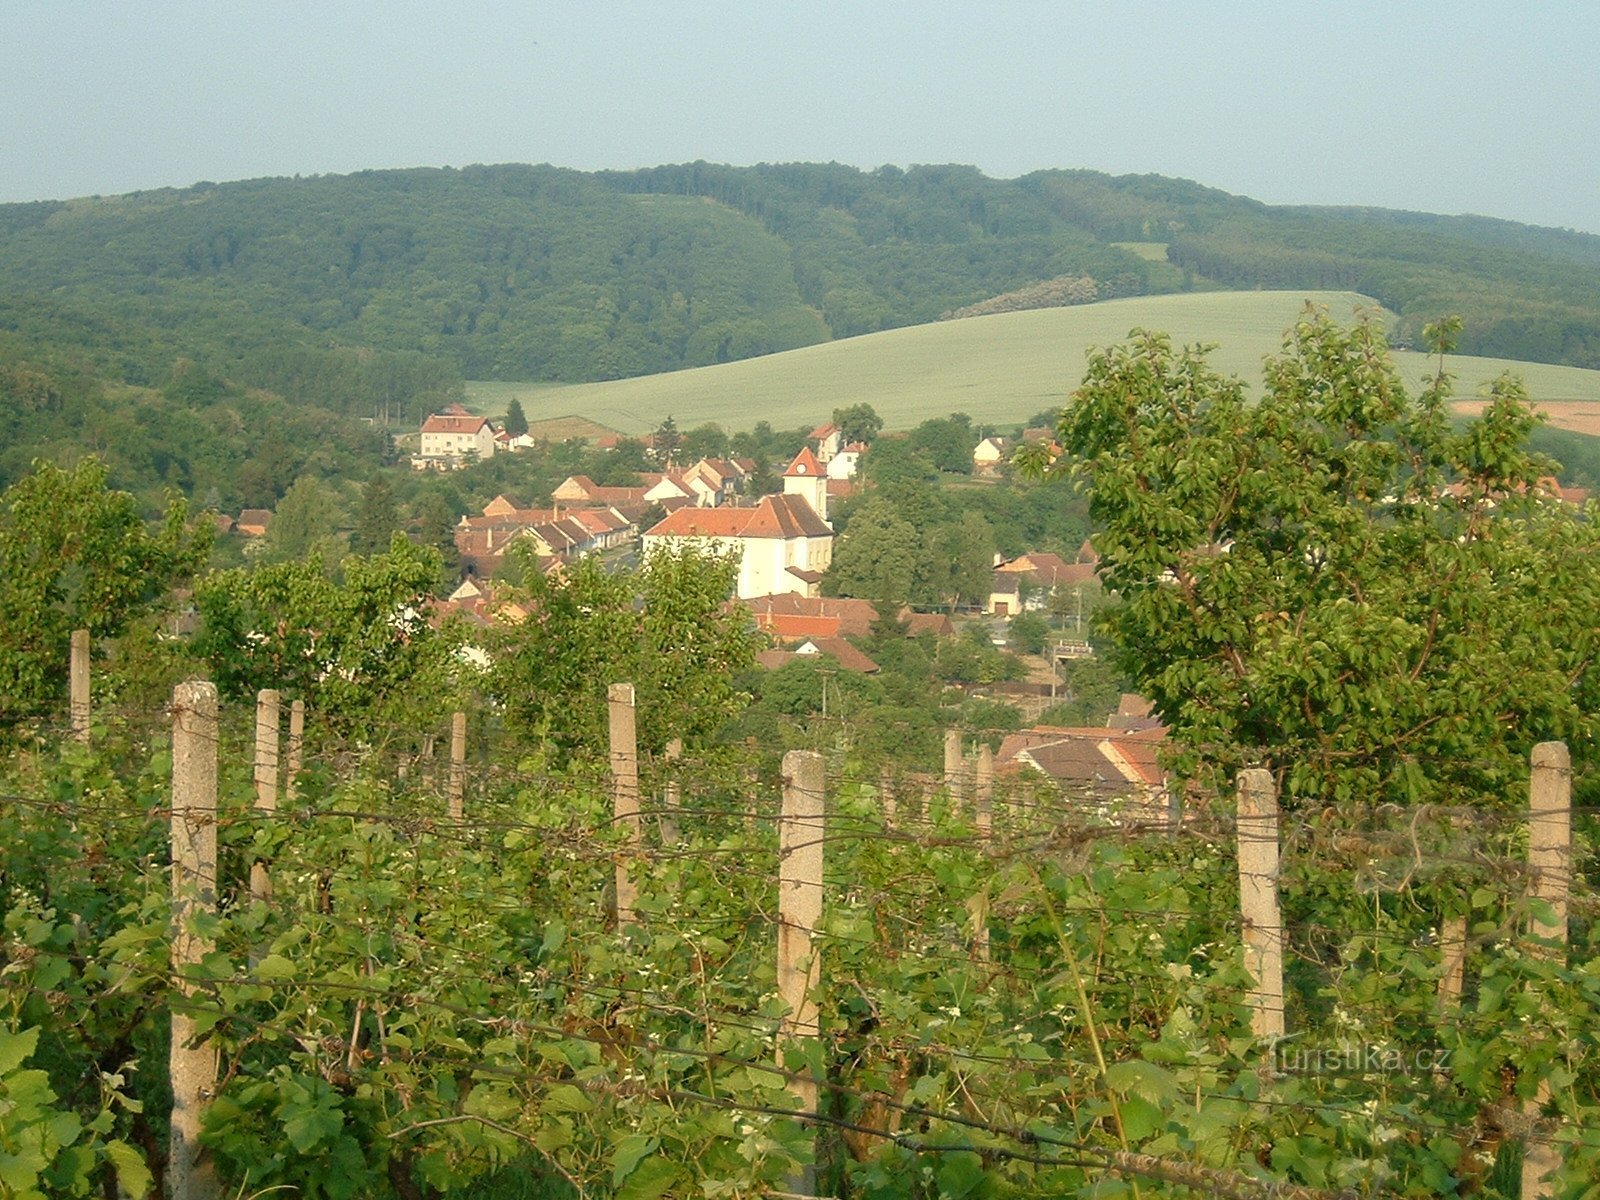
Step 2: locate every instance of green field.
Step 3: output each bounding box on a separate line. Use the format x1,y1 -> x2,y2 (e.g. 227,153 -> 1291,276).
467,291 -> 1600,435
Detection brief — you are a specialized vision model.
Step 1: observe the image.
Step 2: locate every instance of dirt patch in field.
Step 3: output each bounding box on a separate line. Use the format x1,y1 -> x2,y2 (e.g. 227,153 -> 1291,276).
525,415 -> 623,443
1450,400 -> 1600,437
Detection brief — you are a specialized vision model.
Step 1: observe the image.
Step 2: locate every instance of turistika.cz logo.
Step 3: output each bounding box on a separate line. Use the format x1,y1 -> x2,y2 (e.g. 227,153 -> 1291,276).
1269,1036 -> 1449,1076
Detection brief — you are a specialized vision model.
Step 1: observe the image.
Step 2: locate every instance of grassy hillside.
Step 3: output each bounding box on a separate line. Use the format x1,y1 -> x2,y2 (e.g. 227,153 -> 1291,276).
476,291 -> 1600,435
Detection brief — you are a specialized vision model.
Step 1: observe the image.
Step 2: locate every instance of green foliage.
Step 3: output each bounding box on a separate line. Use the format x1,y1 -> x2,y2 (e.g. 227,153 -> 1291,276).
351,473 -> 400,556
502,397 -> 529,439
490,546 -> 761,759
831,402 -> 883,445
192,536 -> 467,735
262,474 -> 339,564
826,498 -> 920,605
1046,307 -> 1600,806
0,458 -> 208,728
1007,610 -> 1051,654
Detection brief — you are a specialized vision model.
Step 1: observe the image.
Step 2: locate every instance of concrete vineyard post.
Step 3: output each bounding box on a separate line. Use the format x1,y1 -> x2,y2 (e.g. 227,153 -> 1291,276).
285,699 -> 304,802
879,764 -> 896,830
1236,768 -> 1285,1040
661,737 -> 682,845
944,729 -> 964,818
70,628 -> 90,741
250,689 -> 279,905
1438,916 -> 1467,1010
974,745 -> 994,961
777,749 -> 825,1196
1522,742 -> 1571,1200
608,683 -> 642,930
448,710 -> 467,821
170,682 -> 221,1200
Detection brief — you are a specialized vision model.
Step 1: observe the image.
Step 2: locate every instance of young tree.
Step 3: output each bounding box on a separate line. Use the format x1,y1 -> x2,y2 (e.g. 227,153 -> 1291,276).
652,415 -> 682,466
351,473 -> 400,556
193,537 -> 465,734
414,490 -> 461,585
1036,308 -> 1600,808
490,545 -> 760,759
503,397 -> 529,438
0,459 -> 209,727
263,474 -> 337,564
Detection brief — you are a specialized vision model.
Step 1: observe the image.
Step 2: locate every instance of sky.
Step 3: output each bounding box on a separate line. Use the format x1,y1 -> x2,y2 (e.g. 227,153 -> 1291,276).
4,0 -> 1598,234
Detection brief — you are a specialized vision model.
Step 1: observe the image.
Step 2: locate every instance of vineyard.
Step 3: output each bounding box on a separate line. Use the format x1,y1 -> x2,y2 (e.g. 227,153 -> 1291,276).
3,662 -> 1597,1200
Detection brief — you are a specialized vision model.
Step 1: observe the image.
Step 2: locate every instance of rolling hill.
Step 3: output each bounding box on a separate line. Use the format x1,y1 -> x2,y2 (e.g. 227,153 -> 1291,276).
474,291 -> 1600,435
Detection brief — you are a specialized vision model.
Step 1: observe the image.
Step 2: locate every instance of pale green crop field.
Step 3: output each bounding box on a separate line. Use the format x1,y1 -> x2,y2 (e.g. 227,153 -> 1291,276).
466,291 -> 1600,435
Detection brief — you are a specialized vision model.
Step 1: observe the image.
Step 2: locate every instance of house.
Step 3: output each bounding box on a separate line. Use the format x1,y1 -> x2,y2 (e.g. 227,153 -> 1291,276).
236,509 -> 274,537
455,496 -> 635,580
756,637 -> 880,674
994,551 -> 1098,610
987,572 -> 1021,616
826,442 -> 866,481
996,723 -> 1169,822
550,476 -> 654,517
644,494 -> 833,599
973,436 -> 1012,474
742,594 -> 879,641
808,422 -> 844,464
417,403 -> 498,467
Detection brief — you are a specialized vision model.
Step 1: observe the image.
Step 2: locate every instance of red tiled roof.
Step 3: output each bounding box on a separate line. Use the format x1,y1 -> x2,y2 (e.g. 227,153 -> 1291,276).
741,594 -> 877,639
798,638 -> 879,673
784,447 -> 825,477
237,509 -> 273,535
421,404 -> 491,435
647,494 -> 831,540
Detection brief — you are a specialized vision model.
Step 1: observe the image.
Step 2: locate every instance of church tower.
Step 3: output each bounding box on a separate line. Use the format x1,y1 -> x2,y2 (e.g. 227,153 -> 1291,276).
782,446 -> 829,523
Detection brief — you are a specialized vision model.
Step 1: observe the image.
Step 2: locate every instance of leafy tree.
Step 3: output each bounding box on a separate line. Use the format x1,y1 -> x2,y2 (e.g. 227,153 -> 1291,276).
502,396 -> 529,438
683,422 -> 730,460
351,473 -> 400,556
490,545 -> 760,759
908,413 -> 975,474
263,474 -> 338,564
826,497 -> 920,605
832,402 -> 883,446
0,458 -> 208,728
1042,308 -> 1600,808
1008,610 -> 1051,655
924,509 -> 994,610
193,536 -> 466,734
414,490 -> 461,584
652,415 -> 682,466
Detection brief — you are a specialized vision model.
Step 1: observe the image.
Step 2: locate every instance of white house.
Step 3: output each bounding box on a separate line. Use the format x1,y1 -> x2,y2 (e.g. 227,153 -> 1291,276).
418,403 -> 497,464
973,436 -> 1011,474
643,494 -> 833,599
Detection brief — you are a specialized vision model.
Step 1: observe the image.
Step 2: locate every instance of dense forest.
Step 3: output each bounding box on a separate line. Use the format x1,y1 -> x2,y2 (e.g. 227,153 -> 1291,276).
6,161 -> 1600,507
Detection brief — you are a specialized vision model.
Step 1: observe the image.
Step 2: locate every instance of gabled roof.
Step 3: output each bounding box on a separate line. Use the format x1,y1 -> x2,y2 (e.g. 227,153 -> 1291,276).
646,494 -> 832,541
996,724 -> 1167,792
421,403 -> 492,435
740,594 -> 877,639
784,447 -> 825,477
809,421 -> 840,440
796,638 -> 879,674
996,552 -> 1095,589
237,509 -> 273,535
990,572 -> 1021,596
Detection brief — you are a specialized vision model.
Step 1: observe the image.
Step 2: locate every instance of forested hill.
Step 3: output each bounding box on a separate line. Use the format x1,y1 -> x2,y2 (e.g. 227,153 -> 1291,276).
5,162 -> 1600,391
5,161 -> 1600,505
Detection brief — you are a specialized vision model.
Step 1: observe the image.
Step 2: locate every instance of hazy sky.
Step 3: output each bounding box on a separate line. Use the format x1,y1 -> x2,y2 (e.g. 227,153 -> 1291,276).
5,1 -> 1598,233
